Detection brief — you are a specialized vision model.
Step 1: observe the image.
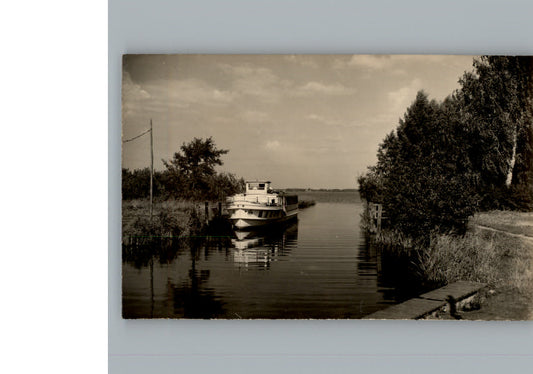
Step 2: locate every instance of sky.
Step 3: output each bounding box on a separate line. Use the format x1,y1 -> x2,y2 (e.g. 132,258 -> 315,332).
122,54 -> 476,189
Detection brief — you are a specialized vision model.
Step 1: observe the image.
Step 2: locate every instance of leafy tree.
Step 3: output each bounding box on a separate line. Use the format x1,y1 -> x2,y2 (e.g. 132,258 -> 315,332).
360,92 -> 478,238
122,168 -> 164,200
207,172 -> 245,200
458,56 -> 533,209
162,137 -> 244,200
163,137 -> 228,199
359,56 -> 533,242
387,92 -> 477,236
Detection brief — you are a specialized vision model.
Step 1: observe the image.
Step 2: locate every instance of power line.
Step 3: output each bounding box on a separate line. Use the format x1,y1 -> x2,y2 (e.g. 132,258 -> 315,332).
122,128 -> 151,143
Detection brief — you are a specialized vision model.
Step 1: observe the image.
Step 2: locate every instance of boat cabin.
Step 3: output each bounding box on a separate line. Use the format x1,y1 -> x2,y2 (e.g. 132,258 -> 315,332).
245,181 -> 271,195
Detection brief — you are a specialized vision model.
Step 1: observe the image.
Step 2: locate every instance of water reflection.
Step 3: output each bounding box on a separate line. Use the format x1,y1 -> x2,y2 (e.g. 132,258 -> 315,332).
357,230 -> 431,304
122,239 -> 184,269
231,222 -> 298,269
122,203 -> 421,319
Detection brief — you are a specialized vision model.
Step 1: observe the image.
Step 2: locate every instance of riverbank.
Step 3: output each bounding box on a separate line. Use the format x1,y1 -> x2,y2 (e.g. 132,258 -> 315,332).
455,211 -> 533,320
122,199 -> 210,245
367,210 -> 533,320
427,211 -> 533,320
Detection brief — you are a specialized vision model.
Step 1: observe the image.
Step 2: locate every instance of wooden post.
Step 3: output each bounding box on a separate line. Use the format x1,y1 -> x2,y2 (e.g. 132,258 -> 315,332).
149,119 -> 154,221
377,204 -> 382,233
205,201 -> 209,224
369,202 -> 376,233
218,201 -> 222,217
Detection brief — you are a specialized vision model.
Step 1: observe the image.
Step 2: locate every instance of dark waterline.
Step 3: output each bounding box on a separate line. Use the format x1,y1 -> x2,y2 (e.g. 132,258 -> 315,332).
122,201 -> 420,319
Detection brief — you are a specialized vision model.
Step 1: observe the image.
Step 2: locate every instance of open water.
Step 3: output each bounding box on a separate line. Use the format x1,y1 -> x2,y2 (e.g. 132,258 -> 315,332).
122,193 -> 420,318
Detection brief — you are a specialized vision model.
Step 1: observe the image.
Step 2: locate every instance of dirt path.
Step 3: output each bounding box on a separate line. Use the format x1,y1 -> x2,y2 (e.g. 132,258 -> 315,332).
466,221 -> 533,320
474,224 -> 533,242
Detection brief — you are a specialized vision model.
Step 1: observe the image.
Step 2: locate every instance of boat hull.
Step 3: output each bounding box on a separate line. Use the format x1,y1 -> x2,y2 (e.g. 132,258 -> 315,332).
231,212 -> 297,229
226,186 -> 298,230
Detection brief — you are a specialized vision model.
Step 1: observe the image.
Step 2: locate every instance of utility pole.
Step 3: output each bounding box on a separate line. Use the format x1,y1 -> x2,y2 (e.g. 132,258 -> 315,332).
123,122 -> 154,220
150,119 -> 154,220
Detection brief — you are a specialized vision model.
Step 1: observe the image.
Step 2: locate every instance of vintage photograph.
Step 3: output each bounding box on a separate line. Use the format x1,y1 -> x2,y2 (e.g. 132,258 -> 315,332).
121,54 -> 532,319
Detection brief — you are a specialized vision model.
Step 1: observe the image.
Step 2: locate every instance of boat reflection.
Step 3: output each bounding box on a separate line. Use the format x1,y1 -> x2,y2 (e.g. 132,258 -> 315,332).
231,222 -> 298,268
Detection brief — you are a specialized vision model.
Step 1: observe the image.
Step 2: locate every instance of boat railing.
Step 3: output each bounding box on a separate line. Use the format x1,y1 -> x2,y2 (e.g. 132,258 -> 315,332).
227,194 -> 281,206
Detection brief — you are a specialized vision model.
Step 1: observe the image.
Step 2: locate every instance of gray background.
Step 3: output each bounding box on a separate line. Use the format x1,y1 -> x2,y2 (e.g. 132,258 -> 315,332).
109,1 -> 533,372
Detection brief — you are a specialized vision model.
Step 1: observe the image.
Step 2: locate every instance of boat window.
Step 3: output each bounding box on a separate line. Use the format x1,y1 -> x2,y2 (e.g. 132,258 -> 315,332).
258,211 -> 263,218
248,182 -> 266,191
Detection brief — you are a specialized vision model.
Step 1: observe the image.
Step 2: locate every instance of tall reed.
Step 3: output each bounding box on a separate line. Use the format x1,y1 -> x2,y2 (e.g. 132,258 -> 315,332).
417,229 -> 532,294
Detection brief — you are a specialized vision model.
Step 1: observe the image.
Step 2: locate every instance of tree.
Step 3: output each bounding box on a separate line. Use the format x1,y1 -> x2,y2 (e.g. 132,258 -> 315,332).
162,137 -> 231,200
206,172 -> 245,200
359,56 -> 533,242
122,168 -> 165,200
359,92 -> 478,238
457,56 -> 533,209
384,92 -> 475,237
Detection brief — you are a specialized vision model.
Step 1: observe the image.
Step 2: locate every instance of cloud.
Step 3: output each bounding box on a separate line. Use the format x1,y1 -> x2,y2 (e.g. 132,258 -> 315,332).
307,114 -> 364,129
284,55 -> 319,68
122,71 -> 152,117
218,63 -> 290,102
122,74 -> 237,123
332,55 -> 465,73
307,114 -> 339,126
218,63 -> 356,102
265,140 -> 281,150
334,55 -> 391,70
387,78 -> 423,115
161,78 -> 235,106
296,81 -> 356,96
240,110 -> 269,123
123,72 -> 151,99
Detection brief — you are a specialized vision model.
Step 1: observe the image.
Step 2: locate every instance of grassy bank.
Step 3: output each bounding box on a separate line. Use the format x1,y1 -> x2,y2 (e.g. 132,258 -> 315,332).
371,210 -> 533,319
123,197 -> 318,245
419,228 -> 532,294
122,199 -> 212,245
472,210 -> 533,237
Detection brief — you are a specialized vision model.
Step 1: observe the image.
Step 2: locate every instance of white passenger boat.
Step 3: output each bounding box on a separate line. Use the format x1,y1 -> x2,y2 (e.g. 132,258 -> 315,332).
226,180 -> 298,229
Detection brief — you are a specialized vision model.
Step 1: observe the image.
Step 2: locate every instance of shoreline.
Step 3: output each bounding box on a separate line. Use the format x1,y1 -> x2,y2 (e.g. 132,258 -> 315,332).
366,210 -> 533,320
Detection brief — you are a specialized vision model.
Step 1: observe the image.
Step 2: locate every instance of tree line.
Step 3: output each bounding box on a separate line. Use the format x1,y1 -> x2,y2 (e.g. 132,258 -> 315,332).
122,137 -> 245,201
358,56 -> 533,239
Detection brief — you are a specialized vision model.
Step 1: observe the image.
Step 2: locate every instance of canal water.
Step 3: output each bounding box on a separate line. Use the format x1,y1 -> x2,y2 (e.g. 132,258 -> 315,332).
122,193 -> 420,319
